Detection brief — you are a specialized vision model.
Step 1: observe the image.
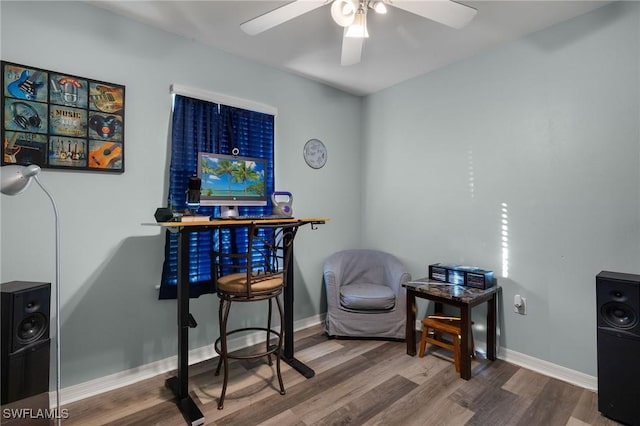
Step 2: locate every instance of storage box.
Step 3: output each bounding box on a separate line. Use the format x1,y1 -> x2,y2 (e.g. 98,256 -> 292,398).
428,264 -> 449,282
428,263 -> 495,289
463,269 -> 495,289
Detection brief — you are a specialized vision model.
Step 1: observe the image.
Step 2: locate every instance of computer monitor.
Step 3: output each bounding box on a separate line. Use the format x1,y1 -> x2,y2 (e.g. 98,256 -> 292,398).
197,152 -> 267,216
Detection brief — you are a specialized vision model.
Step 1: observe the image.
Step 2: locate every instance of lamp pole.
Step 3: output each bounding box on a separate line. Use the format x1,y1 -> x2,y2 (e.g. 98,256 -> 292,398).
1,165 -> 61,424
34,175 -> 61,425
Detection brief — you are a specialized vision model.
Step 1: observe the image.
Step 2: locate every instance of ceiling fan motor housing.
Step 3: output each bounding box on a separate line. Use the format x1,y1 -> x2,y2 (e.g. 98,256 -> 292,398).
331,0 -> 357,27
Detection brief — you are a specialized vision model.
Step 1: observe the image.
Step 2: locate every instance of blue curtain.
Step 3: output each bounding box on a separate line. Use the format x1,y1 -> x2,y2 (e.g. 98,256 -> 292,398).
158,95 -> 275,299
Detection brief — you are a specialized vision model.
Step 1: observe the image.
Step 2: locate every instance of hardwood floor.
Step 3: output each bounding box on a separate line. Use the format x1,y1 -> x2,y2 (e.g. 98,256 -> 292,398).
63,325 -> 620,425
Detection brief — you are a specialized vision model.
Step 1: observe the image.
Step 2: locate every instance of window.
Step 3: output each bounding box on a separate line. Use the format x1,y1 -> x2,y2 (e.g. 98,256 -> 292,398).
158,89 -> 276,299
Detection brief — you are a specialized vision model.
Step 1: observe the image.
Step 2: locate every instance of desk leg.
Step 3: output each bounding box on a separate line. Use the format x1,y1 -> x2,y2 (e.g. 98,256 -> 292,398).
165,230 -> 205,426
406,290 -> 417,356
281,241 -> 315,378
459,306 -> 472,380
487,294 -> 497,361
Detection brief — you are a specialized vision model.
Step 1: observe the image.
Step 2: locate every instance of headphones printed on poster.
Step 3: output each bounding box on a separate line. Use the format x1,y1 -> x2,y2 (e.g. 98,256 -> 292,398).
89,114 -> 122,139
11,101 -> 41,130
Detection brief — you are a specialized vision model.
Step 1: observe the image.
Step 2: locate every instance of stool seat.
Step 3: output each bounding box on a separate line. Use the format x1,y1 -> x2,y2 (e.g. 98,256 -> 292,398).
418,314 -> 475,372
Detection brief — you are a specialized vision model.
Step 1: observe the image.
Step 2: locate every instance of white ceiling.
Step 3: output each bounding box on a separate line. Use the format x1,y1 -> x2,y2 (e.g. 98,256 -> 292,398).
91,1 -> 611,96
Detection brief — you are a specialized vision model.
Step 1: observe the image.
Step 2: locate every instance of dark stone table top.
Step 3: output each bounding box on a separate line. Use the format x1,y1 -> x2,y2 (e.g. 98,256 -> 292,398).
404,278 -> 499,304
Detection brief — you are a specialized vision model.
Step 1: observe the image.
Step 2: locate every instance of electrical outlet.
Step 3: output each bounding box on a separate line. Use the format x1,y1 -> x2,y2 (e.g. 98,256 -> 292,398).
514,294 -> 527,315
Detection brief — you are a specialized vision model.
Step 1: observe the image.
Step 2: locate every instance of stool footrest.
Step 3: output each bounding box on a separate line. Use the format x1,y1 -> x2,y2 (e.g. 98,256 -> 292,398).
214,326 -> 282,361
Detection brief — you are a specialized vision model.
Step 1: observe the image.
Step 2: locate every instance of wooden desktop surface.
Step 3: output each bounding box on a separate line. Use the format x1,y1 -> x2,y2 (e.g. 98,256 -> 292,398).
158,216 -> 329,227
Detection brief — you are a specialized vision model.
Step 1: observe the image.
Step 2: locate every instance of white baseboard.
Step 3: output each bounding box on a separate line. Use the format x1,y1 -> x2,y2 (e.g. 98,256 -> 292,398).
58,315 -> 596,406
57,313 -> 325,406
497,347 -> 597,391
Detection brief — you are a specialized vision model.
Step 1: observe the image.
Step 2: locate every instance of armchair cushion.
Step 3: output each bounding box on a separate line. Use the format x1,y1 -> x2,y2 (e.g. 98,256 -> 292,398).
340,283 -> 396,311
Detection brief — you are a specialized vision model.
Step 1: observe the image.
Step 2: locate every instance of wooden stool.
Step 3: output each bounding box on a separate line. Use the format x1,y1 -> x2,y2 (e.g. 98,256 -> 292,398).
418,315 -> 475,372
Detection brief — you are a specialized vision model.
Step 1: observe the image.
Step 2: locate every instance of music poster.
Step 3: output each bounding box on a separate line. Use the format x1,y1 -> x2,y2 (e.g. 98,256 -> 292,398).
1,61 -> 125,172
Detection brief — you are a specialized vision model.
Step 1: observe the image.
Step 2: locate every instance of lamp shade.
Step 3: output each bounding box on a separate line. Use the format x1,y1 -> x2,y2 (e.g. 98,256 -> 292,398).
0,164 -> 41,195
371,1 -> 387,14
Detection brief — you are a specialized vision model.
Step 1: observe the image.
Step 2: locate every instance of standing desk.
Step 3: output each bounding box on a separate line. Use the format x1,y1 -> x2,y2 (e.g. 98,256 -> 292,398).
404,278 -> 499,380
158,217 -> 328,426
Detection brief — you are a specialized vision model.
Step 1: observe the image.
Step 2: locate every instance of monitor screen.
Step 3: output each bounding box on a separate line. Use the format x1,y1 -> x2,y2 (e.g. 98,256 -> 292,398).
197,152 -> 267,207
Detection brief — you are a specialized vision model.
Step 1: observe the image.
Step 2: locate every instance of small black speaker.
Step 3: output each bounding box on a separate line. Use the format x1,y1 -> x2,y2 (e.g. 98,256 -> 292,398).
186,176 -> 201,207
1,281 -> 51,405
596,271 -> 640,426
154,207 -> 174,223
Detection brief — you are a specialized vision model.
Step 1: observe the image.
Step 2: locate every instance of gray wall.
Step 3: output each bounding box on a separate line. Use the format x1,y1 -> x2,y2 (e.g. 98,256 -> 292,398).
362,2 -> 640,376
0,1 -> 362,387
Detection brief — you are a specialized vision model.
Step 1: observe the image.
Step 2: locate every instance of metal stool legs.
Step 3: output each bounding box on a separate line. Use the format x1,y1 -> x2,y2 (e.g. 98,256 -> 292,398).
214,295 -> 286,410
215,298 -> 231,410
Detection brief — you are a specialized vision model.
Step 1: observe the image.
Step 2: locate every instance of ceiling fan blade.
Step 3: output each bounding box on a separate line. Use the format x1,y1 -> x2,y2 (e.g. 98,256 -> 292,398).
386,0 -> 477,29
241,0 -> 329,35
341,28 -> 363,66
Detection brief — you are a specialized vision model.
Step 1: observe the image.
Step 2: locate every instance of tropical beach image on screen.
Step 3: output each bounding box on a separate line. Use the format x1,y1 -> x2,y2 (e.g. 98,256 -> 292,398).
200,154 -> 266,200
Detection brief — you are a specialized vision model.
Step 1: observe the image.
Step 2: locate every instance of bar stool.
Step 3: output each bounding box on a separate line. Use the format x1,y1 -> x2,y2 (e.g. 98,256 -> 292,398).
211,222 -> 300,409
418,314 -> 475,372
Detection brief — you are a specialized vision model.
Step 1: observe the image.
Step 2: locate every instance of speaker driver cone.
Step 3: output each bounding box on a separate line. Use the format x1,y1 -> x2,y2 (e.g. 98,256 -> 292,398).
601,302 -> 638,329
16,312 -> 47,344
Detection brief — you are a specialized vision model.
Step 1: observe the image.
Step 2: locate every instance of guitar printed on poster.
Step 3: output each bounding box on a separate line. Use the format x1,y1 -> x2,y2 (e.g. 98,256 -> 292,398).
89,141 -> 122,170
4,64 -> 48,102
3,131 -> 20,163
49,136 -> 87,167
3,131 -> 48,166
89,82 -> 123,114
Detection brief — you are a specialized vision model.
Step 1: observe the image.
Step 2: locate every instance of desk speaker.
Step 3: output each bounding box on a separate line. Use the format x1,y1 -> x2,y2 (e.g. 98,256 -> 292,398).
1,281 -> 51,405
596,271 -> 640,426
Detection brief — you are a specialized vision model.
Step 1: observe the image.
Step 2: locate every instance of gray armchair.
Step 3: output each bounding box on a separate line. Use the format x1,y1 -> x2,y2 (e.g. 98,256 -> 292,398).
323,249 -> 411,339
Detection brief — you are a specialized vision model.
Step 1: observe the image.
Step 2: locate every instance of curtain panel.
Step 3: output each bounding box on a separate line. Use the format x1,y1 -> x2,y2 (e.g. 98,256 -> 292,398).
159,94 -> 275,299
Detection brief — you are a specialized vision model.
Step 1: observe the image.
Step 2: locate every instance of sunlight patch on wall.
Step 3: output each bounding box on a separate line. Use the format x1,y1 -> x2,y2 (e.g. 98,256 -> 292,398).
501,202 -> 509,278
468,149 -> 475,199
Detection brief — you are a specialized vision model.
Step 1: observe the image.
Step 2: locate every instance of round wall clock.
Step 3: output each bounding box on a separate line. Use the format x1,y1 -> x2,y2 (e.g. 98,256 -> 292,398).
303,139 -> 327,169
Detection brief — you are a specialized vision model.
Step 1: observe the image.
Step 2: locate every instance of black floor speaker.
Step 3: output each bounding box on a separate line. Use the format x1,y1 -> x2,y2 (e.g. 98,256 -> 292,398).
0,281 -> 51,407
596,271 -> 640,426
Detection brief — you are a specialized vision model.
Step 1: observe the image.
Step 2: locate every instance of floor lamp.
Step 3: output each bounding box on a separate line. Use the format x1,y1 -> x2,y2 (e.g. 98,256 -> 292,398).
1,164 -> 61,424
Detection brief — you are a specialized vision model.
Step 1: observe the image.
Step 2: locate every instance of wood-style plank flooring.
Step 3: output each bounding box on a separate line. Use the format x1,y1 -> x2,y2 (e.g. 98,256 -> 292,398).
63,325 -> 620,425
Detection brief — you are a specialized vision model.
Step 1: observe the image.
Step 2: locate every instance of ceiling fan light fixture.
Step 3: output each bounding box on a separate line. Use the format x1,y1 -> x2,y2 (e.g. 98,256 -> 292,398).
345,7 -> 368,38
331,0 -> 356,27
371,1 -> 387,14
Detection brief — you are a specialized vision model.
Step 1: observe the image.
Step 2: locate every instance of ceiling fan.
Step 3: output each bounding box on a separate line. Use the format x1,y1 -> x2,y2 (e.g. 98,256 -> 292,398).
240,0 -> 477,66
